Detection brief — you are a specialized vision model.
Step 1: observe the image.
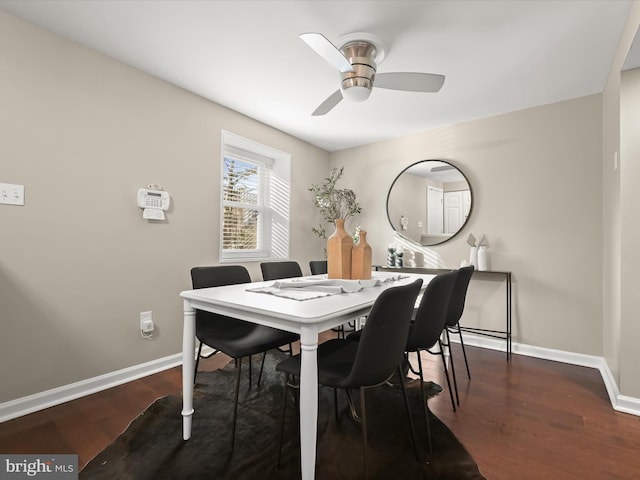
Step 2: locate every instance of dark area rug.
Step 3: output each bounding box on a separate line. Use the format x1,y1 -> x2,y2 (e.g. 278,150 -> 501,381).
81,351 -> 486,479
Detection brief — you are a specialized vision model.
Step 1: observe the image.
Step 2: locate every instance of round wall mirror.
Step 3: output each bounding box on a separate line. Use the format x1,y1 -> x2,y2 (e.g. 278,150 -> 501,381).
386,159 -> 473,246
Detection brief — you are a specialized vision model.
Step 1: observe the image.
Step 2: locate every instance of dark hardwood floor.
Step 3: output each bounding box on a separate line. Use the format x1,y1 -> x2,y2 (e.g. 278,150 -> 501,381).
1,340 -> 639,479
426,345 -> 640,480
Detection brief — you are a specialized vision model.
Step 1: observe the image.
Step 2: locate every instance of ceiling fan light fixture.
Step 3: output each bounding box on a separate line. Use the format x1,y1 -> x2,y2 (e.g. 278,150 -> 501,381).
341,78 -> 373,102
341,85 -> 372,103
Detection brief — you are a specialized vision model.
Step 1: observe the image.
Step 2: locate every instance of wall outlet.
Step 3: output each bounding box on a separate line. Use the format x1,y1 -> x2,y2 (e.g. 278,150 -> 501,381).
140,311 -> 154,333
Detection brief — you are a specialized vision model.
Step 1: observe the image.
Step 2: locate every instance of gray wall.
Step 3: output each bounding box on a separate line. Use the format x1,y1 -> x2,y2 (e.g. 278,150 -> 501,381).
0,11 -> 329,403
330,95 -> 604,355
602,1 -> 640,400
620,68 -> 640,399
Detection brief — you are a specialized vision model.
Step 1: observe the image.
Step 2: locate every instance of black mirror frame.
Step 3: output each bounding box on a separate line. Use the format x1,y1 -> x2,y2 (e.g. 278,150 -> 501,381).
386,159 -> 474,246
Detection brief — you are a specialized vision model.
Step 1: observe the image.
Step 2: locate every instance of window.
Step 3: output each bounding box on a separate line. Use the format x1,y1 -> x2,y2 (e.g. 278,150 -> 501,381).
220,131 -> 291,262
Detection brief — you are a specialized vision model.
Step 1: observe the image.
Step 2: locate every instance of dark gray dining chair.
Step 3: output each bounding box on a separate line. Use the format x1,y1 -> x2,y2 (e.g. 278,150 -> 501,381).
347,271 -> 458,452
260,261 -> 303,281
404,270 -> 457,452
276,279 -> 423,479
440,265 -> 475,405
190,265 -> 299,450
309,260 -> 328,275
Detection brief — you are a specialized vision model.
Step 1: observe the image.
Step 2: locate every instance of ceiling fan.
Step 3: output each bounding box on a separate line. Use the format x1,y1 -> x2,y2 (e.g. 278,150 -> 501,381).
300,32 -> 445,116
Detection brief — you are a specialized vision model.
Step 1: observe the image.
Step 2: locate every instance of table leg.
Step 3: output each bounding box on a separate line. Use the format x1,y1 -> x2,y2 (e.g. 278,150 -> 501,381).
506,272 -> 512,360
299,327 -> 319,480
182,301 -> 196,440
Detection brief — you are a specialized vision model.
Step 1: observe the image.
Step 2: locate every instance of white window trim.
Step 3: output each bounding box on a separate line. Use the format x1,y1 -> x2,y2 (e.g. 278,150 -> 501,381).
219,131 -> 291,263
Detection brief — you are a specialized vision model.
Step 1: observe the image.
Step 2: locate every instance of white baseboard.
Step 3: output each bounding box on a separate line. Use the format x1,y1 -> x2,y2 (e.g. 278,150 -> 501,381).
2,336 -> 639,423
0,353 -> 183,423
457,333 -> 640,417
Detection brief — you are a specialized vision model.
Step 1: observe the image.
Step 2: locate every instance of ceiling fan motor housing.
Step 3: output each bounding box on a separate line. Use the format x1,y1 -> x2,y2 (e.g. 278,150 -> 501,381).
339,40 -> 377,102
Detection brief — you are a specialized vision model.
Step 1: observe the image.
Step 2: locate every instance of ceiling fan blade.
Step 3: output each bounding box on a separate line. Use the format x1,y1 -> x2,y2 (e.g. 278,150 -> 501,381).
375,72 -> 445,93
300,33 -> 355,73
312,90 -> 343,116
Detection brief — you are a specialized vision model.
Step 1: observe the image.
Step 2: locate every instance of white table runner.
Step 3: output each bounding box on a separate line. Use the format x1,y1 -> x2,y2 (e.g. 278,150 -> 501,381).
247,272 -> 409,300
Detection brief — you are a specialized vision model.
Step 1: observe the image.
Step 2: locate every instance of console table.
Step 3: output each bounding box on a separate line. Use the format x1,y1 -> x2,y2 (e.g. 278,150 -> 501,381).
374,265 -> 512,359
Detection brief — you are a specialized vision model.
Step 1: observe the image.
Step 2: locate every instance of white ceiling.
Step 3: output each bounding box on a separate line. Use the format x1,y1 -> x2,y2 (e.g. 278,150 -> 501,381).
0,0 -> 633,152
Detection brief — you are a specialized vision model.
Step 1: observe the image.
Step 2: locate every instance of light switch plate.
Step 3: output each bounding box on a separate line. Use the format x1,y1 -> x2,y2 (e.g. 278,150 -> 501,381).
0,183 -> 25,205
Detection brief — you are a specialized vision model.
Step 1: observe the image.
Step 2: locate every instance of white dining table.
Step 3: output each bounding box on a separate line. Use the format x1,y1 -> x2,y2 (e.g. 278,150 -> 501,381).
179,272 -> 434,480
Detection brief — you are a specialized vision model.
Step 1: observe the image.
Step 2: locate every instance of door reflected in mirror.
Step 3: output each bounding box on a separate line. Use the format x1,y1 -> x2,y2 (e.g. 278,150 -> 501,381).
386,160 -> 472,246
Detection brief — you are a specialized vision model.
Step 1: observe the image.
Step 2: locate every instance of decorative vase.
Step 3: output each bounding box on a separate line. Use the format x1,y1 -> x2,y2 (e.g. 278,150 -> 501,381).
477,246 -> 488,271
327,219 -> 352,279
351,230 -> 372,280
387,244 -> 396,267
469,246 -> 478,268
